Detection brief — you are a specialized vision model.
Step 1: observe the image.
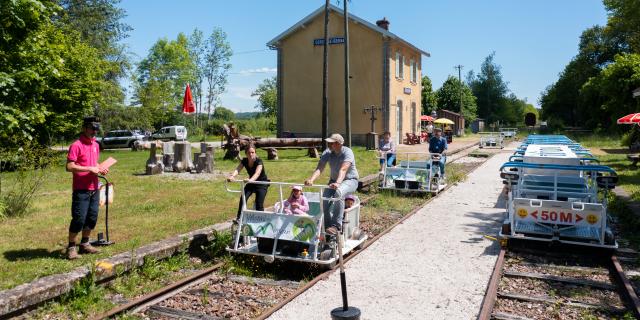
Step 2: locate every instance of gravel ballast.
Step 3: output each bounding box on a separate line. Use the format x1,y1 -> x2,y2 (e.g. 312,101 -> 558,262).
269,151 -> 511,320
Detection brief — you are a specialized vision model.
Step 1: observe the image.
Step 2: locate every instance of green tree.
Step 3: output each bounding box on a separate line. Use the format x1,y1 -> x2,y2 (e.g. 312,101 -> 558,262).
0,0 -> 108,148
135,33 -> 196,128
213,106 -> 235,121
188,28 -> 206,121
251,77 -> 277,117
467,52 -> 509,124
581,53 -> 640,130
604,0 -> 640,53
421,75 -> 438,115
203,28 -> 232,119
435,76 -> 477,123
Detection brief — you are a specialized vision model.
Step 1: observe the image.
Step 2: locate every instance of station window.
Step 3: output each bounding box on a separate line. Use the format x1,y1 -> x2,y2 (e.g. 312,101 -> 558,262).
410,58 -> 417,83
395,51 -> 404,79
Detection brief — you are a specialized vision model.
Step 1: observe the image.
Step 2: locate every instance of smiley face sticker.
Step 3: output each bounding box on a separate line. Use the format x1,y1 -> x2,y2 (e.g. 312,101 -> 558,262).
517,208 -> 528,218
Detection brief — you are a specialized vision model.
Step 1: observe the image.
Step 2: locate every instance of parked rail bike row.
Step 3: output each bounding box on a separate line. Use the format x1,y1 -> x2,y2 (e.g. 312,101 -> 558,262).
498,135 -> 619,248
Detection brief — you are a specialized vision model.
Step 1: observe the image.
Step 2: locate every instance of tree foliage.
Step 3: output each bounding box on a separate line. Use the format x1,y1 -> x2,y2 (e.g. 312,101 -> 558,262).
420,76 -> 438,115
252,77 -> 277,117
435,76 -> 477,122
539,0 -> 640,132
213,106 -> 235,121
134,33 -> 196,127
203,28 -> 232,119
0,0 -> 109,148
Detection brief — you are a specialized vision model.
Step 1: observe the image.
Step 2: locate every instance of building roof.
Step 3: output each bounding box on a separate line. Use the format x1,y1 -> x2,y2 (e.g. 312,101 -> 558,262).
266,4 -> 430,57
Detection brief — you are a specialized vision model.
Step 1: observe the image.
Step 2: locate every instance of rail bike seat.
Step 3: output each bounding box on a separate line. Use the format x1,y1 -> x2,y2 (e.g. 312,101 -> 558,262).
518,175 -> 591,202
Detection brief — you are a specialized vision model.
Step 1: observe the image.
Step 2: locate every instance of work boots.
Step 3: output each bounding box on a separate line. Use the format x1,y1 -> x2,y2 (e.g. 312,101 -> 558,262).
66,246 -> 81,260
79,243 -> 100,254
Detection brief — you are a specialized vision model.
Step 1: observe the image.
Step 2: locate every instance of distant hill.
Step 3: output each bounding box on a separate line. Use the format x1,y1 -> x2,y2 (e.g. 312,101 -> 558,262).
235,112 -> 261,119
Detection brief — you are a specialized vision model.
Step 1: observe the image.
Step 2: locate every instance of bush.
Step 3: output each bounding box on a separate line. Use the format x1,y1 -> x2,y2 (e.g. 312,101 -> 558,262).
0,144 -> 57,219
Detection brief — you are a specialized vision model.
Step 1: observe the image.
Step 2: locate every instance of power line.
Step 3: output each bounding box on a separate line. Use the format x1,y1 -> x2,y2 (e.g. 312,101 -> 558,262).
234,49 -> 270,55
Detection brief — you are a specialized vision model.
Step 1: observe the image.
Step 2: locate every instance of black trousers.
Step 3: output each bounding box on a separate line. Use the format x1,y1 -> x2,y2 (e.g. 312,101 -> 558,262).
69,190 -> 100,233
236,185 -> 268,219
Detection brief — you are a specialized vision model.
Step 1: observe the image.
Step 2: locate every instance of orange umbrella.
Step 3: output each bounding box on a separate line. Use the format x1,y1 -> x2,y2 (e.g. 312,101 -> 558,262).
182,84 -> 195,113
420,115 -> 434,121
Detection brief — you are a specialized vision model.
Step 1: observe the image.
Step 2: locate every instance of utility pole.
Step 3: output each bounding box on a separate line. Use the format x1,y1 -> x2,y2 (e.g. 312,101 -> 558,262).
343,0 -> 351,147
454,65 -> 463,115
321,0 -> 330,149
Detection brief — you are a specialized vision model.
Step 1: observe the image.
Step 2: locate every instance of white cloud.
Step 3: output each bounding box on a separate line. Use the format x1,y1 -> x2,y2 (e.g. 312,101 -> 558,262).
236,67 -> 277,75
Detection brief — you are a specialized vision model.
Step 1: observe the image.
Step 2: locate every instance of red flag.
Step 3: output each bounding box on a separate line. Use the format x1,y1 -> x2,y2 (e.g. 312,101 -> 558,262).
182,84 -> 196,113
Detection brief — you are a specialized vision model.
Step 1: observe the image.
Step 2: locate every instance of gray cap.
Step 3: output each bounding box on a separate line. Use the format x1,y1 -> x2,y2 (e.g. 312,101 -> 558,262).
325,133 -> 344,144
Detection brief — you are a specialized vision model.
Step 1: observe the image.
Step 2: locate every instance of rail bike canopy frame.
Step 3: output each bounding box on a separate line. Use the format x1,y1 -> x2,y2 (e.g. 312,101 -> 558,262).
379,152 -> 446,194
499,162 -> 618,248
224,180 -> 366,265
478,132 -> 504,149
499,127 -> 518,138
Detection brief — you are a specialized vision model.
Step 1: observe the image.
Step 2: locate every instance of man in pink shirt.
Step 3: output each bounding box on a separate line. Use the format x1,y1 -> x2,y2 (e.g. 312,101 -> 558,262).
65,117 -> 109,260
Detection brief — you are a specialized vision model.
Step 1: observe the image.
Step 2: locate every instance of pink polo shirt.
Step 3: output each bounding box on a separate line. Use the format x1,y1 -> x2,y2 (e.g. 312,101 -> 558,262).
67,135 -> 100,191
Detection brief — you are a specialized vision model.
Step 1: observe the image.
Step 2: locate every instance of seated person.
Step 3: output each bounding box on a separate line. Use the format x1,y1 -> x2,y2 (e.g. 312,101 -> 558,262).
344,194 -> 358,210
275,185 -> 309,215
428,127 -> 448,179
378,131 -> 396,171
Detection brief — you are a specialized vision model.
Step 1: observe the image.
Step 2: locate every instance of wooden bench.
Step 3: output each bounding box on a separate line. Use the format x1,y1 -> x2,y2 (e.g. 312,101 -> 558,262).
628,154 -> 640,167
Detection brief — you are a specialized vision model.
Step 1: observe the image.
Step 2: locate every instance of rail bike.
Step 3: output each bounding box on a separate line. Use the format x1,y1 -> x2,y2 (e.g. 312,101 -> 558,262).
225,181 -> 367,268
499,127 -> 518,139
379,152 -> 446,194
478,132 -> 504,149
499,135 -> 618,249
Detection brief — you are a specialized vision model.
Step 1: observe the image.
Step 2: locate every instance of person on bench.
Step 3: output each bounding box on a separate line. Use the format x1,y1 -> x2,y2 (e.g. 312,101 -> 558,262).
378,131 -> 396,172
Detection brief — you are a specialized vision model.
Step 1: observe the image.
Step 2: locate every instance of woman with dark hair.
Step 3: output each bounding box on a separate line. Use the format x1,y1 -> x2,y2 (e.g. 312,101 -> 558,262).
227,145 -> 269,221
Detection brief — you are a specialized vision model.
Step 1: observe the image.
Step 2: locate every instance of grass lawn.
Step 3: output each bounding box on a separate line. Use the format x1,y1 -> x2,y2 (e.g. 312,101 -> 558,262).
0,146 -> 380,290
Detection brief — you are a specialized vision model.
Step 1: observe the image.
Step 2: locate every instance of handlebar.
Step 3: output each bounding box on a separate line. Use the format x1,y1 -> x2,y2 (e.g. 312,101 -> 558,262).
225,179 -> 344,201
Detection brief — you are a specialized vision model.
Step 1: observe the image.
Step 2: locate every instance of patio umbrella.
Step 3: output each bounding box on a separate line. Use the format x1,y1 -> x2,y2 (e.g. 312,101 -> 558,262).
617,113 -> 640,125
433,118 -> 454,125
182,84 -> 195,114
420,115 -> 434,122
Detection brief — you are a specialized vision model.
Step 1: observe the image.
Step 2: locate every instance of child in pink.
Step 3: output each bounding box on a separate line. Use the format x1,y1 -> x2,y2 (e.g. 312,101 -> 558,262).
282,185 -> 309,215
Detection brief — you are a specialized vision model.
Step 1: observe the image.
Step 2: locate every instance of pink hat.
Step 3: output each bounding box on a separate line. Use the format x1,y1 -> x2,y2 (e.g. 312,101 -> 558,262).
292,185 -> 303,191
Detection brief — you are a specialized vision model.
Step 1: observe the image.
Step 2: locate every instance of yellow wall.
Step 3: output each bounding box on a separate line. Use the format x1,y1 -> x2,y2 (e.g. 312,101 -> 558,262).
388,43 -> 422,144
280,11 -> 383,139
278,11 -> 422,144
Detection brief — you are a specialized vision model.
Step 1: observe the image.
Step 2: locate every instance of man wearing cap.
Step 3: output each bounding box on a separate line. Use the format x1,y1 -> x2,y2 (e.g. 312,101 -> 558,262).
428,127 -> 448,178
304,133 -> 359,235
65,117 -> 109,259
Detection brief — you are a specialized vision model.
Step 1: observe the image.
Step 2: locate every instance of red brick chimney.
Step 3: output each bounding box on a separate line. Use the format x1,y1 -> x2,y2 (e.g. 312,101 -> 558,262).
376,17 -> 390,30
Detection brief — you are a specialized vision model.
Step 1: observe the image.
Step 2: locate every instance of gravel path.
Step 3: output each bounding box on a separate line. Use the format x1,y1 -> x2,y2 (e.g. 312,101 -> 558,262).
269,150 -> 511,320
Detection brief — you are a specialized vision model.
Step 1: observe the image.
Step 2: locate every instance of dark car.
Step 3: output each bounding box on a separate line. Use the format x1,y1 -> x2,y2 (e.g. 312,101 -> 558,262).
98,130 -> 145,150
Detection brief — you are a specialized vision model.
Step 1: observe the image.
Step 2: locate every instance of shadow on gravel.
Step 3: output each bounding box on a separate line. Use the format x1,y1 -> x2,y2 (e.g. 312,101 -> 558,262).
462,210 -> 503,256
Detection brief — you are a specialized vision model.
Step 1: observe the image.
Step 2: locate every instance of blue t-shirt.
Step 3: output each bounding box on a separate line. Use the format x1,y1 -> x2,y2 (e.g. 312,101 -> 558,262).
317,146 -> 359,182
429,136 -> 448,154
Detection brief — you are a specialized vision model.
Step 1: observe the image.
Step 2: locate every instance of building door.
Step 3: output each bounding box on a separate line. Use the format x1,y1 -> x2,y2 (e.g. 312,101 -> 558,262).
411,102 -> 417,133
396,100 -> 403,144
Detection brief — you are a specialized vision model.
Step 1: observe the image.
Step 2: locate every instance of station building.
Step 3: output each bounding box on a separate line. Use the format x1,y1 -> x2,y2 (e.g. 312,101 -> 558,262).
267,5 -> 430,145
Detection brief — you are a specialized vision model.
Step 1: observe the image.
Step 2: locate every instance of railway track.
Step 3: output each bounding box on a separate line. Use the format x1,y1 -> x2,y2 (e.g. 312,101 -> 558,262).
479,243 -> 640,320
94,145 -> 502,320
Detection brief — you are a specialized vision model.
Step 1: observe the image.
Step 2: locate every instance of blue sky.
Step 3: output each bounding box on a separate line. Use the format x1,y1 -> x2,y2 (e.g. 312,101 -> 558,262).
119,0 -> 607,112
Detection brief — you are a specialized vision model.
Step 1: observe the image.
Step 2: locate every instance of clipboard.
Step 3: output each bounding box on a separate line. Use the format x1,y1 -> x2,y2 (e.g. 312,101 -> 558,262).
100,157 -> 117,169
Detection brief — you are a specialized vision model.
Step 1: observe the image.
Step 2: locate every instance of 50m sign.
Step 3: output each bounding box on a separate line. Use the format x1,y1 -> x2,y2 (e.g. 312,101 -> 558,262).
515,207 -> 601,226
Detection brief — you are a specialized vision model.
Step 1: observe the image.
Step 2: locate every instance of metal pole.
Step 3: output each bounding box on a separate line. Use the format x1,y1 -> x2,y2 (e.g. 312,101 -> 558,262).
343,0 -> 351,147
322,0 -> 330,149
455,65 -> 463,115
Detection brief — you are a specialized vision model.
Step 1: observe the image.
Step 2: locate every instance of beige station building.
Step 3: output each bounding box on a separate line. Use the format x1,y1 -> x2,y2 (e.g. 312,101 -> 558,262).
267,5 -> 430,145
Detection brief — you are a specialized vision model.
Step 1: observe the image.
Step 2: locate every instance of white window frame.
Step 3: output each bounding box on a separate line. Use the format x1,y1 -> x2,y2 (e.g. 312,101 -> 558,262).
410,58 -> 417,83
395,51 -> 404,79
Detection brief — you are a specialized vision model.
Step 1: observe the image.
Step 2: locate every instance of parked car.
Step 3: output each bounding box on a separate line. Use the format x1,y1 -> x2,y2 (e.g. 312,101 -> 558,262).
98,130 -> 145,150
151,126 -> 188,141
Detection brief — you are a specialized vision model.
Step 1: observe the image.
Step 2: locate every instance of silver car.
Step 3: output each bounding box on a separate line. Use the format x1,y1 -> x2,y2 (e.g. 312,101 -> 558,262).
98,130 -> 145,150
